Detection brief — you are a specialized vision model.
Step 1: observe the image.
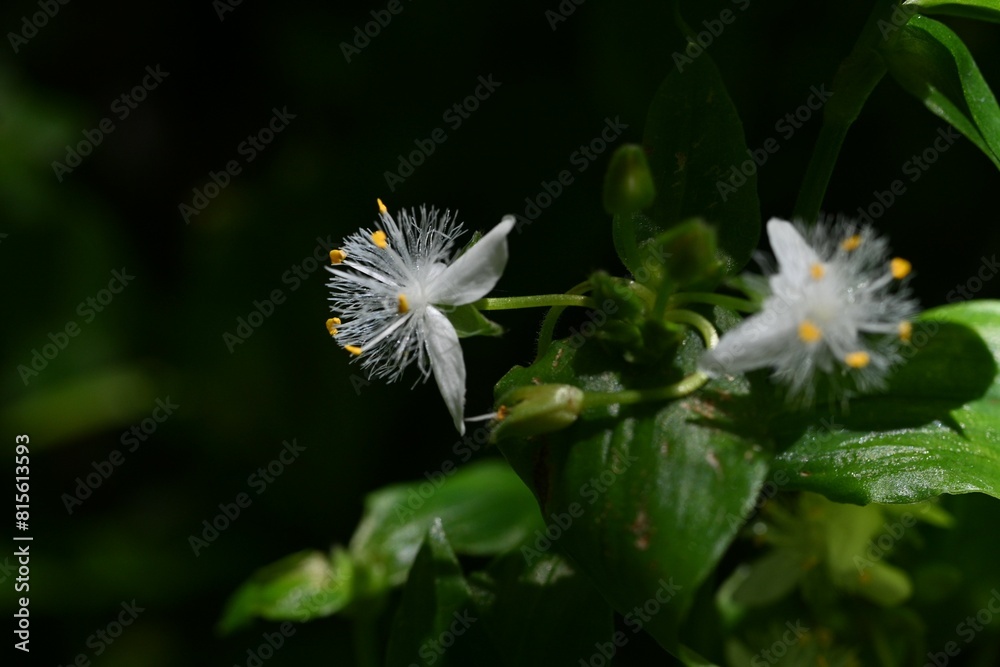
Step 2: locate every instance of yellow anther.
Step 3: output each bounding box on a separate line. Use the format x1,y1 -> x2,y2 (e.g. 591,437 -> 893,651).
842,234 -> 862,251
496,405 -> 509,422
891,257 -> 912,279
798,320 -> 822,343
845,351 -> 870,368
371,230 -> 388,248
329,249 -> 347,264
344,345 -> 363,356
377,198 -> 388,214
325,318 -> 341,336
397,294 -> 409,314
810,263 -> 825,280
899,321 -> 912,343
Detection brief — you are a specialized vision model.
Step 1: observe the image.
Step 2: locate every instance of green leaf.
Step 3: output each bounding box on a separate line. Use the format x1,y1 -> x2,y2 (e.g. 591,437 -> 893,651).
0,367 -> 158,449
468,550 -> 615,663
904,0 -> 1000,24
385,520 -> 492,667
613,50 -> 760,278
443,303 -> 504,338
349,459 -> 543,593
218,548 -> 355,634
772,301 -> 1000,504
494,308 -> 770,652
880,14 -> 1000,170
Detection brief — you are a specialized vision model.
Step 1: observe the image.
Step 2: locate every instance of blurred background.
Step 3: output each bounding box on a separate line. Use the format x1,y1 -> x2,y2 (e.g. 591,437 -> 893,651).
3,0 -> 999,664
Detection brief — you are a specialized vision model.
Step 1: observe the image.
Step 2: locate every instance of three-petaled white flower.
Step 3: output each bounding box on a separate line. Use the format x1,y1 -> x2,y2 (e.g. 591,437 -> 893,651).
699,218 -> 918,400
326,200 -> 515,434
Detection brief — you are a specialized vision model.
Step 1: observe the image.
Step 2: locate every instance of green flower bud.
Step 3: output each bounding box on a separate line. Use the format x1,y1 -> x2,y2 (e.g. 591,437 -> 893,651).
218,548 -> 356,633
491,384 -> 585,443
603,144 -> 656,215
651,218 -> 721,288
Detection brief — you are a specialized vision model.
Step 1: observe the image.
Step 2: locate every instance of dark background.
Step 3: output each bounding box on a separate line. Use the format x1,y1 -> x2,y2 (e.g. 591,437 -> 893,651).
3,1 -> 999,665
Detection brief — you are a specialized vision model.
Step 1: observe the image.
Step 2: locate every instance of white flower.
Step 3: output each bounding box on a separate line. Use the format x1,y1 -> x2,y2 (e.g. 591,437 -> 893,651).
699,218 -> 918,400
326,200 -> 515,434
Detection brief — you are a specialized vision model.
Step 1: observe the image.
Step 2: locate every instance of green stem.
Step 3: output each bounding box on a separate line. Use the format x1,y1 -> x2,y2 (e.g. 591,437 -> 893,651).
793,0 -> 898,224
582,372 -> 710,408
354,614 -> 379,667
472,294 -> 596,311
668,291 -> 758,312
581,309 -> 718,409
663,308 -> 719,349
534,281 -> 593,361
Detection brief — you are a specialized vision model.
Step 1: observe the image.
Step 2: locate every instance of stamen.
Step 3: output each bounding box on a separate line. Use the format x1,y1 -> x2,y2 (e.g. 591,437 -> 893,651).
899,321 -> 912,343
798,320 -> 822,343
810,263 -> 825,280
891,257 -> 911,279
325,318 -> 341,336
842,235 -> 862,251
398,294 -> 409,314
496,405 -> 509,421
371,230 -> 388,248
344,345 -> 363,356
844,351 -> 870,368
329,249 -> 347,264
377,198 -> 388,214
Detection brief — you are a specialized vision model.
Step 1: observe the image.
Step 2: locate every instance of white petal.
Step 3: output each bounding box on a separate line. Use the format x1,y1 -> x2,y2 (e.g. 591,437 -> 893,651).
699,311 -> 799,376
424,306 -> 467,434
767,218 -> 820,279
426,216 -> 515,305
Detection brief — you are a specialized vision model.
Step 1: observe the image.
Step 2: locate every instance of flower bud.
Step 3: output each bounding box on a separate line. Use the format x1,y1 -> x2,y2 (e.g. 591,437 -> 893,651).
491,384 -> 585,443
656,218 -> 719,287
603,144 -> 656,215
